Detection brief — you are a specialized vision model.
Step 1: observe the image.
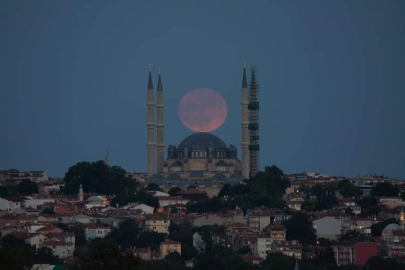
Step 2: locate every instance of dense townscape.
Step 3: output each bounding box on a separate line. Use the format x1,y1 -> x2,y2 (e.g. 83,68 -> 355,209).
0,162 -> 404,270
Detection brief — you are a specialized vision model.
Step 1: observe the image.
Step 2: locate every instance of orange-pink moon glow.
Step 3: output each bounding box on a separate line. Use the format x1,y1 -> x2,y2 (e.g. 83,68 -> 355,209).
178,88 -> 228,132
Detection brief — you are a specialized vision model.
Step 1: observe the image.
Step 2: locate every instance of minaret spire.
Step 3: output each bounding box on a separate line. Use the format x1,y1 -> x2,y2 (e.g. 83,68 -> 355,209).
248,64 -> 260,178
147,67 -> 155,177
104,147 -> 110,166
241,63 -> 250,179
156,69 -> 165,174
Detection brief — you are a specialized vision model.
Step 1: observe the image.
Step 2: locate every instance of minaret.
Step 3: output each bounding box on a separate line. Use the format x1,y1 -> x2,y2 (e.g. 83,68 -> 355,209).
79,184 -> 83,202
248,64 -> 260,178
241,62 -> 250,179
104,147 -> 110,166
147,66 -> 155,177
156,68 -> 165,174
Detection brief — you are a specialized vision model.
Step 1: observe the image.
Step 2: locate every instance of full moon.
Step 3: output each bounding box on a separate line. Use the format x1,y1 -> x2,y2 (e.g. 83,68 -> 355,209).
178,88 -> 228,132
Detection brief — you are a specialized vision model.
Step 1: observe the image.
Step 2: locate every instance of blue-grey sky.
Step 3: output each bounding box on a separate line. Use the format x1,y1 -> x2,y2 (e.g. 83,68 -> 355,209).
1,1 -> 404,179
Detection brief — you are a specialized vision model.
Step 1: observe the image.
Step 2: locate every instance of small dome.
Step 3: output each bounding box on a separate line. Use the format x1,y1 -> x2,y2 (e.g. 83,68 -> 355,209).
229,144 -> 237,150
210,180 -> 221,187
212,172 -> 227,180
171,160 -> 183,167
168,145 -> 176,150
169,181 -> 181,187
184,180 -> 195,186
167,173 -> 182,181
224,180 -> 239,186
230,171 -> 244,181
383,223 -> 401,233
198,180 -> 209,187
190,171 -> 204,178
178,132 -> 227,150
216,160 -> 228,167
149,174 -> 164,181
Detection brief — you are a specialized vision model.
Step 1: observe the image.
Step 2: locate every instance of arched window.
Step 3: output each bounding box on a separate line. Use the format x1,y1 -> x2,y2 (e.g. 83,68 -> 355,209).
191,162 -> 206,171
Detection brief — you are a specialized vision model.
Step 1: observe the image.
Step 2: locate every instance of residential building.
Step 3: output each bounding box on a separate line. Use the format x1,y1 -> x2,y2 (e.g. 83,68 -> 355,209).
144,214 -> 170,234
332,240 -> 377,265
40,241 -> 74,258
160,240 -> 181,258
85,224 -> 111,240
313,216 -> 343,240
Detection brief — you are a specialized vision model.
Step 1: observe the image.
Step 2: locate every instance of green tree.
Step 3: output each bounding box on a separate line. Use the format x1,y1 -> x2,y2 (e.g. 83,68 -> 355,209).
371,218 -> 398,236
371,182 -> 400,197
363,256 -> 405,270
254,165 -> 290,198
64,161 -> 138,196
71,240 -> 141,270
238,246 -> 252,254
17,179 -> 38,195
164,252 -> 186,270
41,208 -> 55,215
262,252 -> 295,270
146,183 -> 161,191
283,212 -> 315,245
34,247 -> 63,265
169,187 -> 182,196
337,180 -> 356,197
0,185 -> 18,197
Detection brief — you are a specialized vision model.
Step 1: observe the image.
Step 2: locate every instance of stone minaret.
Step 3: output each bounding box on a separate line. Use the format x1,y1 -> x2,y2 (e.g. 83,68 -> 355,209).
156,69 -> 165,174
79,184 -> 83,202
147,67 -> 155,177
104,147 -> 109,166
241,62 -> 250,179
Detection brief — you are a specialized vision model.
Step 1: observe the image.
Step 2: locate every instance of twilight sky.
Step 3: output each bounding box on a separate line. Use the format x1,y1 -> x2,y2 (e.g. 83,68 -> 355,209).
0,1 -> 404,179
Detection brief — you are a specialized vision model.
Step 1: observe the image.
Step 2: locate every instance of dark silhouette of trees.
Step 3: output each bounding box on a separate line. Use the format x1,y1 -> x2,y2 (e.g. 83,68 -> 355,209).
371,182 -> 400,197
283,212 -> 315,245
17,179 -> 38,195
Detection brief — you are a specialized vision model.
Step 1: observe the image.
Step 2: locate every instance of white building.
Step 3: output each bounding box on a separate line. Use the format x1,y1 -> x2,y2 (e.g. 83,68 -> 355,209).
313,216 -> 344,240
26,233 -> 48,250
40,241 -> 74,258
85,224 -> 111,240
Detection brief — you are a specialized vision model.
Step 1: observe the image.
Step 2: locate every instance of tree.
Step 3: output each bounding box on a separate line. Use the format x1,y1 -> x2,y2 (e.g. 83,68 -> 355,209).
34,247 -> 63,265
254,165 -> 290,198
164,252 -> 186,270
238,246 -> 252,254
169,187 -> 182,196
111,189 -> 159,208
71,240 -> 141,270
64,161 -> 138,196
262,252 -> 295,270
371,182 -> 400,197
41,208 -> 55,215
337,180 -> 356,197
146,183 -> 161,191
283,212 -> 315,245
363,256 -> 405,270
17,179 -> 38,195
371,218 -> 398,236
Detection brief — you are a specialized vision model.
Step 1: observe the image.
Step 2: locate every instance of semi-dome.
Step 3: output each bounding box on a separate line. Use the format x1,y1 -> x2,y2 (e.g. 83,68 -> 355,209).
216,160 -> 228,166
149,174 -> 164,181
212,172 -> 227,180
190,171 -> 204,178
167,173 -> 182,180
178,132 -> 227,150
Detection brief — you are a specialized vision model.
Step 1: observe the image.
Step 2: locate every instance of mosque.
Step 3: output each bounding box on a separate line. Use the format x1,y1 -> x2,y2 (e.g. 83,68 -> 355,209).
144,64 -> 260,189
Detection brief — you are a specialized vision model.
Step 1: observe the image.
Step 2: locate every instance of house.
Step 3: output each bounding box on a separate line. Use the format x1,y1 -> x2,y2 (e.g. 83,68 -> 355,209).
276,240 -> 302,259
192,210 -> 244,227
46,232 -> 75,244
0,214 -> 19,227
379,197 -> 403,209
241,254 -> 263,265
26,233 -> 48,250
332,240 -> 377,265
287,201 -> 302,211
313,216 -> 344,240
247,212 -> 270,232
158,196 -> 189,207
144,214 -> 170,234
38,215 -> 59,223
132,247 -> 151,260
160,240 -> 181,258
268,224 -> 286,243
131,204 -> 154,214
185,258 -> 196,268
85,224 -> 111,240
0,197 -> 26,212
174,189 -> 208,202
256,236 -> 276,259
40,240 -> 74,258
36,225 -> 64,235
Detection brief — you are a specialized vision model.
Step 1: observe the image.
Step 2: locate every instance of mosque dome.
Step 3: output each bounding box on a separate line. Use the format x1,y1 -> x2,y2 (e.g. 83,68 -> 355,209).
149,174 -> 164,181
178,132 -> 227,150
382,223 -> 401,233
